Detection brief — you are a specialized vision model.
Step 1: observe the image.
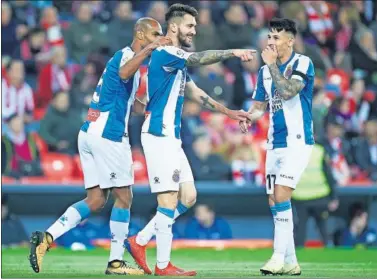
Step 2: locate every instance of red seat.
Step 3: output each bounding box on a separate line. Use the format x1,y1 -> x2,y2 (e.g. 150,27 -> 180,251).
72,154 -> 84,179
2,176 -> 17,184
31,132 -> 48,155
33,108 -> 47,120
41,153 -> 74,180
132,149 -> 148,184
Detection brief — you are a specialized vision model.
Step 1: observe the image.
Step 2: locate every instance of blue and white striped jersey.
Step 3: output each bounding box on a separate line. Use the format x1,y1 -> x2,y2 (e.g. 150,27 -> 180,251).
142,46 -> 191,139
252,52 -> 315,150
81,46 -> 140,142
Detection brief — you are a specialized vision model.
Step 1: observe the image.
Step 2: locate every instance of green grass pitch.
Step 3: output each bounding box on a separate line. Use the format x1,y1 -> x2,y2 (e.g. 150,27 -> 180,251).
2,247 -> 377,278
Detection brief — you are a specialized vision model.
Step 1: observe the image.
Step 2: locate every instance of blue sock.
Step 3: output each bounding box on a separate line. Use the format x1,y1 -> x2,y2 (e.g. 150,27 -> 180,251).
174,201 -> 189,219
109,207 -> 130,262
270,205 -> 277,217
72,200 -> 91,220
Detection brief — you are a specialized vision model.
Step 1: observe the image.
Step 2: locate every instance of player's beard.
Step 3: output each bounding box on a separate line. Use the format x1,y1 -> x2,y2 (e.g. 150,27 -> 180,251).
178,31 -> 193,48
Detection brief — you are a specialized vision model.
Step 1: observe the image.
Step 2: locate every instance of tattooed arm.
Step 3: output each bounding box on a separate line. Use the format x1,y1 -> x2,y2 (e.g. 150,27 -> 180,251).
185,81 -> 250,121
186,49 -> 256,66
239,101 -> 268,133
267,63 -> 305,101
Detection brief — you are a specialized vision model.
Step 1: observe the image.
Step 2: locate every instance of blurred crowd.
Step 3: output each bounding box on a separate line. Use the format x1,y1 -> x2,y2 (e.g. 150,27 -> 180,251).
2,0 -> 377,186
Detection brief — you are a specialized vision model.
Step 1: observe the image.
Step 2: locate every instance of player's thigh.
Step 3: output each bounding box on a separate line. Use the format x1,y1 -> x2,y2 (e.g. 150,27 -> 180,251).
78,131 -> 100,189
141,133 -> 180,193
90,136 -> 134,189
275,145 -> 313,189
265,148 -> 281,195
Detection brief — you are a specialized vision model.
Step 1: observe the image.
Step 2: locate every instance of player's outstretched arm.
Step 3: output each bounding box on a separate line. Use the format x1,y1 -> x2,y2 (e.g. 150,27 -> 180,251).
119,36 -> 172,80
186,49 -> 256,66
262,46 -> 305,100
185,80 -> 250,122
239,101 -> 268,133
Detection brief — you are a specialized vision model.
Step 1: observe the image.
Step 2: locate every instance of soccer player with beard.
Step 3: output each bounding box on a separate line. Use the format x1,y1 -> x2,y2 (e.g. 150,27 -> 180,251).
125,3 -> 256,277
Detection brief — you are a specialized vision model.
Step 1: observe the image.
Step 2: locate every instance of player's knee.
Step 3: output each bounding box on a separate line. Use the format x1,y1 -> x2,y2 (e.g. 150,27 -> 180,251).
157,191 -> 178,210
274,185 -> 293,203
86,195 -> 107,211
180,182 -> 197,208
112,187 -> 133,208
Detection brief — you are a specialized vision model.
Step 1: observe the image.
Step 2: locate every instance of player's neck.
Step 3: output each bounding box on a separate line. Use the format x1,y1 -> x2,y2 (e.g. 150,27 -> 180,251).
130,40 -> 142,54
167,31 -> 180,48
277,49 -> 294,66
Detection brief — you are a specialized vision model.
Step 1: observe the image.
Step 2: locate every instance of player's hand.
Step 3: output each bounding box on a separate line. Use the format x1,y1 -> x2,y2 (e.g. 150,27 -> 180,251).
232,49 -> 257,62
261,45 -> 278,66
151,36 -> 172,49
227,109 -> 251,122
239,120 -> 251,134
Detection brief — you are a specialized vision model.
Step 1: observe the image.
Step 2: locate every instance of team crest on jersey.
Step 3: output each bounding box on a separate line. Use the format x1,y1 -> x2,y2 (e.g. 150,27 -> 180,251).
172,169 -> 180,182
176,49 -> 184,57
285,65 -> 293,79
271,89 -> 283,113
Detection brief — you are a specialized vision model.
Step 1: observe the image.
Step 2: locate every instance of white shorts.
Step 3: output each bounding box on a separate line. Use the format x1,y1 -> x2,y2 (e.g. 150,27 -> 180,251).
141,133 -> 194,193
78,130 -> 134,189
265,145 -> 313,194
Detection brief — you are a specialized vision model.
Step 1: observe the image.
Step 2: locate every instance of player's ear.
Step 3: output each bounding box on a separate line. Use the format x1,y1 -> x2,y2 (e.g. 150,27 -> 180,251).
288,36 -> 294,48
136,30 -> 144,40
169,22 -> 178,34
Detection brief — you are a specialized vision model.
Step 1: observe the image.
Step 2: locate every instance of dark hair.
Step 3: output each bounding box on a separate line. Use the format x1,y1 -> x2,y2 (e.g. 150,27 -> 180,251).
165,3 -> 198,23
269,18 -> 297,36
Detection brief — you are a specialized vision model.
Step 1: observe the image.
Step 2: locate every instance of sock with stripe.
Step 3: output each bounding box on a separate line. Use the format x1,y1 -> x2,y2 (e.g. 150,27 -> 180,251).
109,207 -> 130,262
136,201 -> 189,246
155,207 -> 175,269
271,200 -> 293,264
47,200 -> 91,241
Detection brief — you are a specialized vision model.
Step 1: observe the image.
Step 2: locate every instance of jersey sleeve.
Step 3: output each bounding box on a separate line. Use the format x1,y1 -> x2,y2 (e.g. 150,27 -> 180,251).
118,47 -> 135,82
251,68 -> 268,102
291,56 -> 315,85
152,46 -> 192,70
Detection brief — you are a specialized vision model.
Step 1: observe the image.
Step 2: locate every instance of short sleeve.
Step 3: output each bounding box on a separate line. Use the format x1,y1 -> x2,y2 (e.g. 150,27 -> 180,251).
152,46 -> 192,70
119,47 -> 135,68
252,68 -> 268,102
291,56 -> 315,85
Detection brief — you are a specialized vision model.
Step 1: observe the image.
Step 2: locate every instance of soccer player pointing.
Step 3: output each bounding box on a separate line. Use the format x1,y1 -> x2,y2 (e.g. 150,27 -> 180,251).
240,18 -> 315,276
125,3 -> 256,277
28,18 -> 171,275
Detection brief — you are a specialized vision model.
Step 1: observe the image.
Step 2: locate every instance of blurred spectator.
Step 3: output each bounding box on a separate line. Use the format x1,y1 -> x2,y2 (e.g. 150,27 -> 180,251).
16,27 -> 51,79
40,6 -> 65,47
230,135 -> 262,187
107,1 -> 135,56
294,33 -> 332,74
352,119 -> 377,181
1,194 -> 29,248
280,1 -> 312,41
72,0 -> 115,24
193,7 -> 220,52
2,60 -> 34,123
181,100 -> 208,150
2,1 -> 27,58
39,91 -> 82,155
71,54 -> 105,111
323,115 -> 352,185
187,133 -> 231,181
195,63 -> 234,107
10,0 -> 39,27
146,1 -> 168,28
303,1 -> 335,52
293,144 -> 339,247
36,46 -> 72,109
64,2 -> 106,63
338,202 -> 377,247
2,115 -> 42,179
218,3 -> 254,49
233,53 -> 260,109
244,1 -> 265,31
185,204 -> 232,240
